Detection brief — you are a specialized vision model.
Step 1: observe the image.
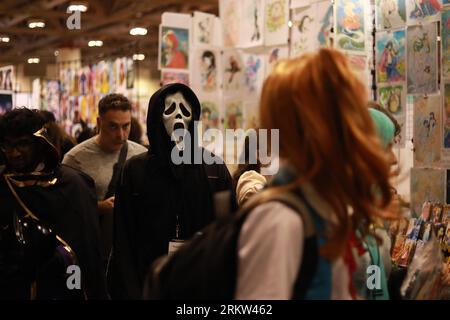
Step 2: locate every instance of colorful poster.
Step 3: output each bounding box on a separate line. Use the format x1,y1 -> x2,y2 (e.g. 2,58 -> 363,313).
222,49 -> 244,94
159,26 -> 189,70
192,49 -> 220,94
407,23 -> 438,94
241,0 -> 264,47
406,0 -> 442,25
193,11 -> 215,47
376,29 -> 406,83
220,0 -> 241,47
316,0 -> 334,48
266,46 -> 289,76
264,0 -> 289,46
224,99 -> 244,129
290,0 -> 333,57
42,81 -> 61,120
243,53 -> 265,97
443,9 -> 450,79
200,99 -> 221,132
413,95 -> 441,167
444,83 -> 450,148
347,54 -> 369,86
0,66 -> 14,91
244,101 -> 260,129
410,168 -> 446,217
116,58 -> 127,93
376,0 -> 407,30
335,0 -> 366,53
378,83 -> 407,146
126,58 -> 134,89
161,70 -> 190,86
290,4 -> 316,56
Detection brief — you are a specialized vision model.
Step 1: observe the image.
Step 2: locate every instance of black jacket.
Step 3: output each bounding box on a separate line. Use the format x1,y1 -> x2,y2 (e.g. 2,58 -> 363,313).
109,83 -> 234,299
0,165 -> 108,299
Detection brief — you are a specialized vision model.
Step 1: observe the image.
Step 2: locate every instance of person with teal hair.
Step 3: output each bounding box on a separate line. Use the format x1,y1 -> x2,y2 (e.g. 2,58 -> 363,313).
352,107 -> 398,300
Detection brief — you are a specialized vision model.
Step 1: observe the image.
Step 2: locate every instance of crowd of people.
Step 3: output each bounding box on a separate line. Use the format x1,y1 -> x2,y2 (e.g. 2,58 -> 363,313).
0,48 -> 419,300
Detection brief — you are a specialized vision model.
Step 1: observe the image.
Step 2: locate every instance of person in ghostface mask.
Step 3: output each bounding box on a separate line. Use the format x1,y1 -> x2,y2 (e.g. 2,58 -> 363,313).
109,83 -> 234,299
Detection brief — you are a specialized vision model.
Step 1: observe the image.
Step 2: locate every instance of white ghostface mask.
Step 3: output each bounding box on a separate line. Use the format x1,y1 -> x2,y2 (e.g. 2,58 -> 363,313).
163,92 -> 193,150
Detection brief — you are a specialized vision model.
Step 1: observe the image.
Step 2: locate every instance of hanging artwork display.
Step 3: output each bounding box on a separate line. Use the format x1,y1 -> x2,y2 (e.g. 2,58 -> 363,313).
378,83 -> 407,146
406,23 -> 438,94
347,54 -> 370,87
241,0 -> 265,47
244,101 -> 260,129
224,98 -> 244,129
159,26 -> 189,70
161,70 -> 190,86
406,0 -> 442,25
243,53 -> 265,97
126,58 -> 134,89
222,49 -> 245,95
316,0 -> 334,48
220,0 -> 241,47
0,66 -> 14,91
116,58 -> 127,94
442,8 -> 450,79
411,168 -> 446,216
290,0 -> 334,57
413,95 -> 441,167
192,49 -> 221,94
444,83 -> 450,149
290,4 -> 316,56
376,29 -> 406,84
42,81 -> 61,119
264,0 -> 289,46
199,98 -> 222,132
266,46 -> 289,76
375,0 -> 407,30
193,11 -> 216,47
335,0 -> 366,53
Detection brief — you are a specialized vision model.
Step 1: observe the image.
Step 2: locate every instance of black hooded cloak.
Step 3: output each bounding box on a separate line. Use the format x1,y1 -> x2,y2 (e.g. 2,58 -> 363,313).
0,127 -> 108,299
109,84 -> 234,299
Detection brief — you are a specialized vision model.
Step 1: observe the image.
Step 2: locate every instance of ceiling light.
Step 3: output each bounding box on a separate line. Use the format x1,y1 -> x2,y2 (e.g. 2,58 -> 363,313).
27,58 -> 40,64
28,20 -> 45,28
0,37 -> 9,42
132,54 -> 145,61
68,3 -> 88,12
88,40 -> 103,47
130,27 -> 147,36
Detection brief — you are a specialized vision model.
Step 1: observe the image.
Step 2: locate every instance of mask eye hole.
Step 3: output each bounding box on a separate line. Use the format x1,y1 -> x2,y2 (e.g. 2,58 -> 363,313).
180,103 -> 191,117
164,102 -> 176,115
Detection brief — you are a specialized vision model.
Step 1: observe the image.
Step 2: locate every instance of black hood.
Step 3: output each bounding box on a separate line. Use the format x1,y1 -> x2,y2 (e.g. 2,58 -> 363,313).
147,83 -> 201,162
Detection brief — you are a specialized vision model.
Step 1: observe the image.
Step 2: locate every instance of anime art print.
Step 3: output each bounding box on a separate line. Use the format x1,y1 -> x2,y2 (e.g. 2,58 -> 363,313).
407,23 -> 438,94
376,30 -> 406,83
376,0 -> 407,30
160,26 -> 189,70
335,0 -> 366,53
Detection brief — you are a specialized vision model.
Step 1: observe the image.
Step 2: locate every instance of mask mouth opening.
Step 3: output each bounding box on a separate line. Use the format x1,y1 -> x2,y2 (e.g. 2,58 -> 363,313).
174,123 -> 185,131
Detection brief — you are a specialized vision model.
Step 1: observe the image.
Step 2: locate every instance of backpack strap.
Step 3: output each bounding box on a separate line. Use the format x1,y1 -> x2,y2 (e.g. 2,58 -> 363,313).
237,188 -> 316,237
236,187 -> 320,299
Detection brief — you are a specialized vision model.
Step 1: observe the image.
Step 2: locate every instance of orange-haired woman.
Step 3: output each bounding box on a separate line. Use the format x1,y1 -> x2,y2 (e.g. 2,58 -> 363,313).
235,49 -> 396,299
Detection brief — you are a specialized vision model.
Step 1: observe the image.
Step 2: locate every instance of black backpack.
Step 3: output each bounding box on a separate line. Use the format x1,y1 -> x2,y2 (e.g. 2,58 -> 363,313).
143,188 -> 319,300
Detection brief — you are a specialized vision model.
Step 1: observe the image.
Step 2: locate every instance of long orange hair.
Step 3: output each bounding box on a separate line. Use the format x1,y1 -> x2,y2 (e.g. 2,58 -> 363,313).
260,48 -> 393,260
